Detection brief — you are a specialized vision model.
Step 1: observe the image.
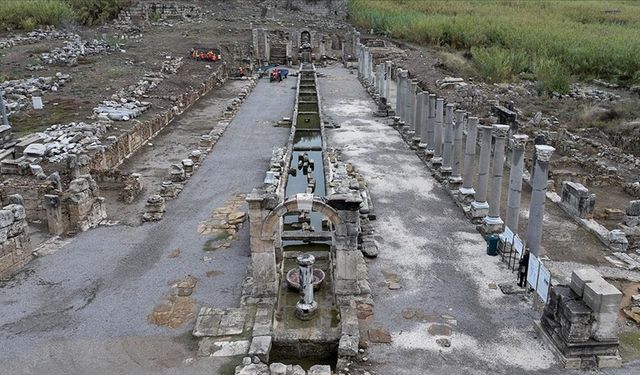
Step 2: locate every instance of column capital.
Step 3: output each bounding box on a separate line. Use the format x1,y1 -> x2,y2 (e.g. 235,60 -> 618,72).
399,69 -> 408,78
510,134 -> 529,150
478,124 -> 493,132
492,124 -> 510,138
535,145 -> 555,162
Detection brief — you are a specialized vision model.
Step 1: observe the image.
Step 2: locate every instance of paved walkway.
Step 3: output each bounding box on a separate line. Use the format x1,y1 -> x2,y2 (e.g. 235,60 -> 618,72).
320,66 -> 563,374
0,76 -> 295,374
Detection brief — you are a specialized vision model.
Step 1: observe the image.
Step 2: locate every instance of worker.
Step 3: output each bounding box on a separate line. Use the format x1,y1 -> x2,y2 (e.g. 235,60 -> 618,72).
238,67 -> 244,77
199,51 -> 205,60
191,49 -> 198,60
206,50 -> 214,61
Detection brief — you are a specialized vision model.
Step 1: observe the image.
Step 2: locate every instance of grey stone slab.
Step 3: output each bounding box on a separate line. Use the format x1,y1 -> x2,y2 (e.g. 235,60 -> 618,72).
248,335 -> 272,363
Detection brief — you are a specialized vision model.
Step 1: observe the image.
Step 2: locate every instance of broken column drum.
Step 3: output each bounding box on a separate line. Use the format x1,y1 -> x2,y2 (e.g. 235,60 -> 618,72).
505,134 -> 528,233
295,254 -> 318,320
483,124 -> 510,232
459,117 -> 479,197
526,145 -> 555,257
432,98 -> 444,165
450,109 -> 464,184
441,103 -> 454,175
471,125 -> 494,218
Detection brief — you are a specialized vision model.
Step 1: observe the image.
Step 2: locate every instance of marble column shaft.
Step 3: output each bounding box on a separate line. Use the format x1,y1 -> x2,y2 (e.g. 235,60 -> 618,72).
486,124 -> 511,220
526,145 -> 555,257
451,110 -> 465,181
425,94 -> 436,153
414,92 -> 424,140
474,125 -> 494,204
433,98 -> 444,159
442,104 -> 454,171
460,117 -> 479,195
505,134 -> 529,233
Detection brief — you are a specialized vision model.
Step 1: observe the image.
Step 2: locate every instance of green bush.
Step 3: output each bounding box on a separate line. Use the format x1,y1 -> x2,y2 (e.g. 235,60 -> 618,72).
66,0 -> 132,26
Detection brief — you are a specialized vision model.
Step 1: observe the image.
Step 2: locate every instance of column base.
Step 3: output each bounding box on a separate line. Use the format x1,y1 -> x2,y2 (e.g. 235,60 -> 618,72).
412,137 -> 421,144
448,175 -> 463,188
440,166 -> 452,178
483,216 -> 504,234
470,201 -> 489,219
431,157 -> 443,169
295,300 -> 318,321
425,149 -> 435,160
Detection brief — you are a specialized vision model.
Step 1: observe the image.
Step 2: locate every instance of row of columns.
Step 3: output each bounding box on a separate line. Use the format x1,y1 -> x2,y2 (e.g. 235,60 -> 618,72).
356,52 -> 556,258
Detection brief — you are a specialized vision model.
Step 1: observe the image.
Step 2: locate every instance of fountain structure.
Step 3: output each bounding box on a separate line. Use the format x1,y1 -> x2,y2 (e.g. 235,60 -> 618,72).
246,63 -> 368,369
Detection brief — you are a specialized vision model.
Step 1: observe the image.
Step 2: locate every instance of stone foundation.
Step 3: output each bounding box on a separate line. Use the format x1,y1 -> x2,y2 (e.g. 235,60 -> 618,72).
538,269 -> 622,369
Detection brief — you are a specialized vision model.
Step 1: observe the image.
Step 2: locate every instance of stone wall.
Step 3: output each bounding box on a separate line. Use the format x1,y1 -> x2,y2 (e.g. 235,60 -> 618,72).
0,177 -> 55,222
44,175 -> 106,235
0,200 -> 31,278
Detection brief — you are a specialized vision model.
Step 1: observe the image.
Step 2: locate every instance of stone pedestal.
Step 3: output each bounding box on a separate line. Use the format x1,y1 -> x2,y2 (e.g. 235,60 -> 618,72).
561,181 -> 596,219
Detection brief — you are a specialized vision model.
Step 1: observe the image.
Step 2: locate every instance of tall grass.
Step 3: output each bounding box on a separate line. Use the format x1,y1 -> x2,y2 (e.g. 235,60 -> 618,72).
0,1 -> 75,31
0,0 -> 131,30
348,0 -> 640,93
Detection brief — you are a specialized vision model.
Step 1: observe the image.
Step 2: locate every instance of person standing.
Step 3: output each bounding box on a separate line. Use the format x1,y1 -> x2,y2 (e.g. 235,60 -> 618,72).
518,249 -> 530,288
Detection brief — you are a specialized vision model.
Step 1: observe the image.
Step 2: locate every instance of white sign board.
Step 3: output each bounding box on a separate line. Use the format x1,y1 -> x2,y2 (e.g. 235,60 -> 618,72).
513,235 -> 524,256
537,263 -> 551,303
502,226 -> 514,244
527,253 -> 540,289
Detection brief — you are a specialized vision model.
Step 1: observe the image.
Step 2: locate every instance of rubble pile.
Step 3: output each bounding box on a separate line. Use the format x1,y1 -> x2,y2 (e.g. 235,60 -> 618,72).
0,28 -> 76,49
93,72 -> 165,121
161,56 -> 184,74
0,73 -> 71,116
26,122 -> 110,163
40,38 -> 113,66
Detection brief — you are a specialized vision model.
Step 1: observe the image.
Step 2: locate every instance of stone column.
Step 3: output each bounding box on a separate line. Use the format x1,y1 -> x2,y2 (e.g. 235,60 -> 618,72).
470,125 -> 494,219
425,94 -> 436,157
432,98 -> 444,167
505,134 -> 529,233
441,103 -> 454,176
418,92 -> 429,148
483,124 -> 510,233
396,69 -> 408,125
459,117 -> 479,199
404,80 -> 416,134
377,64 -> 384,96
526,145 -> 555,257
295,254 -> 318,320
413,91 -> 424,143
384,61 -> 392,101
450,109 -> 465,185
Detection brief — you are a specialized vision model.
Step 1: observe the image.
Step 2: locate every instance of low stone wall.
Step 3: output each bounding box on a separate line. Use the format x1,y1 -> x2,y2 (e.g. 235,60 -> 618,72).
560,181 -> 595,219
0,199 -> 31,279
44,175 -> 106,235
89,65 -> 228,172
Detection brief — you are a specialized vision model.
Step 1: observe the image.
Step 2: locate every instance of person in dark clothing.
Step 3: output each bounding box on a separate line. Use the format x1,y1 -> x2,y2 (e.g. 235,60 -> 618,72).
518,249 -> 530,287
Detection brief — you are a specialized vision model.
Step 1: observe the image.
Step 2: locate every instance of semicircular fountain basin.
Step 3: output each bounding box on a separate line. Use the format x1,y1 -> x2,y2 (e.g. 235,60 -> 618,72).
286,268 -> 325,290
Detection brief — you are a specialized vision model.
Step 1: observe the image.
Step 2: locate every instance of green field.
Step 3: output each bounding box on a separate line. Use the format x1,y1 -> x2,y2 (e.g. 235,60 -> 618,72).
348,0 -> 640,93
0,0 -> 131,31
